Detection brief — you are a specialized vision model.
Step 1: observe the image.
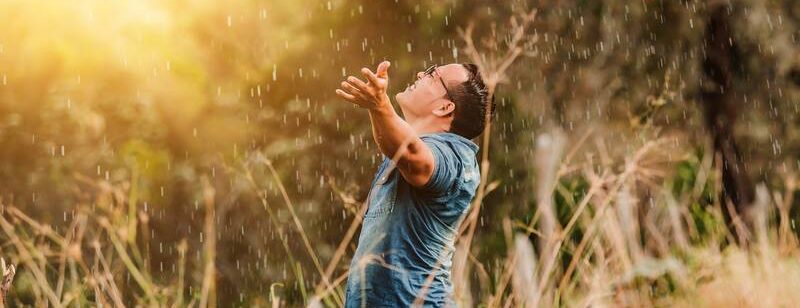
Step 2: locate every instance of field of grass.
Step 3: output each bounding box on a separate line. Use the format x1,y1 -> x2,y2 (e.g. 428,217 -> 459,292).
0,125 -> 797,307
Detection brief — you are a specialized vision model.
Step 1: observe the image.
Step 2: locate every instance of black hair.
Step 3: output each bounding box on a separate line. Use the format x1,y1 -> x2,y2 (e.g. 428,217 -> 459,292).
448,63 -> 494,140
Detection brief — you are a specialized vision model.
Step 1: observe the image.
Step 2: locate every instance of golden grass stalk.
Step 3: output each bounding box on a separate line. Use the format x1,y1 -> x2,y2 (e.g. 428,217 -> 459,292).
239,163 -> 309,304
0,209 -> 61,306
199,176 -> 217,308
0,258 -> 16,306
262,159 -> 339,305
511,234 -> 539,307
175,239 -> 188,308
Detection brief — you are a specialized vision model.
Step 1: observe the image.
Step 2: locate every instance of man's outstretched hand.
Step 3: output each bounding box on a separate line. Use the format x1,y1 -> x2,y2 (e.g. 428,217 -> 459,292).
335,61 -> 391,110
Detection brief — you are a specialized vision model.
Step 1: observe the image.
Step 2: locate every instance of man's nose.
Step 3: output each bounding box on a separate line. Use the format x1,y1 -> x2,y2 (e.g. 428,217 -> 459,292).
416,72 -> 424,79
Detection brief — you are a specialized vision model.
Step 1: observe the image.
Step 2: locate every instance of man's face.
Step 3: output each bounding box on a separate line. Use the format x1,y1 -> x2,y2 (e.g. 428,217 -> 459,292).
395,63 -> 469,119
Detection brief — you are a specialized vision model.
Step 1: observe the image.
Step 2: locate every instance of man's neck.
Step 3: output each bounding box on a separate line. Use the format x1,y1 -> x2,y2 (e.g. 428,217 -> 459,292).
408,117 -> 449,136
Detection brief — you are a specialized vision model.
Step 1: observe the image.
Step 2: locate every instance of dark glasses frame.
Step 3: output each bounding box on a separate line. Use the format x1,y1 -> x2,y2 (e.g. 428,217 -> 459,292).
422,64 -> 454,103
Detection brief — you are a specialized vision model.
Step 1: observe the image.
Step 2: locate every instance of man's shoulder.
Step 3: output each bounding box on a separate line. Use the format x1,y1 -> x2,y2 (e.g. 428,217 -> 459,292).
420,132 -> 479,156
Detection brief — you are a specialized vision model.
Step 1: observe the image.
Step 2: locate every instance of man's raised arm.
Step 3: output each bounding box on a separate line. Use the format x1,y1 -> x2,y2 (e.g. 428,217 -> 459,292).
334,61 -> 434,188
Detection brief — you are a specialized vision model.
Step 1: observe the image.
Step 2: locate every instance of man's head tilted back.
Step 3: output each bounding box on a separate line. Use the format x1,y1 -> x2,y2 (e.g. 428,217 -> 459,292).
394,63 -> 494,140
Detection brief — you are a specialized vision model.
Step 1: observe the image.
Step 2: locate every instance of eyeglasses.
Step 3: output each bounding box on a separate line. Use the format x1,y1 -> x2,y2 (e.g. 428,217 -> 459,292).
421,64 -> 454,102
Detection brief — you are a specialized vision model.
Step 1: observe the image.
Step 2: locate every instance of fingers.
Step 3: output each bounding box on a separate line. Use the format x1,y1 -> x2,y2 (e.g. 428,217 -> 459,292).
346,76 -> 371,94
376,61 -> 390,77
335,89 -> 356,101
361,68 -> 381,86
335,62 -> 392,105
340,81 -> 365,99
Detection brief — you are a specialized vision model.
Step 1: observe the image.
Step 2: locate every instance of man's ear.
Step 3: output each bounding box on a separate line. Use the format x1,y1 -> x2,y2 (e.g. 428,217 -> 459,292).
432,100 -> 455,117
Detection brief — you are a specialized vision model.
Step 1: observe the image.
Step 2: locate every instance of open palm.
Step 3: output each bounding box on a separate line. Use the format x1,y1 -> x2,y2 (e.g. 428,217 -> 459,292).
335,61 -> 391,109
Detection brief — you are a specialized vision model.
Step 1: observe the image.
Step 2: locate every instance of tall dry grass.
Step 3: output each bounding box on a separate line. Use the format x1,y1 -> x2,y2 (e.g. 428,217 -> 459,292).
478,127 -> 800,307
0,173 -> 208,306
0,126 -> 798,307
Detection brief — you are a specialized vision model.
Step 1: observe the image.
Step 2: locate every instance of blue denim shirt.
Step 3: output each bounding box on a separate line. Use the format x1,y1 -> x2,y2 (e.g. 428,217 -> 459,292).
344,132 -> 480,307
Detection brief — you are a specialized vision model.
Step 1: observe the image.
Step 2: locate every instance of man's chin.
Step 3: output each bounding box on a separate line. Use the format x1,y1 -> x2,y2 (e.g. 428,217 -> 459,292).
394,91 -> 405,103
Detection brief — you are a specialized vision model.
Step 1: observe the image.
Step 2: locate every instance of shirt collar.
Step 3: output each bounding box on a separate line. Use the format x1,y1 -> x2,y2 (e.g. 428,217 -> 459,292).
419,132 -> 480,153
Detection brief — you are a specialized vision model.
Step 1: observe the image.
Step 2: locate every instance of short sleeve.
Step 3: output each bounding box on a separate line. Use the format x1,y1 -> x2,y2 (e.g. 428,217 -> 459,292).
420,138 -> 462,200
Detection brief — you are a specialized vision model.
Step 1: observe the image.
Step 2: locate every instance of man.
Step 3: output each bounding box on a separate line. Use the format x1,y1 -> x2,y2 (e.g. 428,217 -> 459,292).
334,60 -> 493,307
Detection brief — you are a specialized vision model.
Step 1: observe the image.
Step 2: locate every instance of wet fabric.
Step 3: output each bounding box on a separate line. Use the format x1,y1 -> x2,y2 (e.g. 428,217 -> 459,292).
344,132 -> 480,307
